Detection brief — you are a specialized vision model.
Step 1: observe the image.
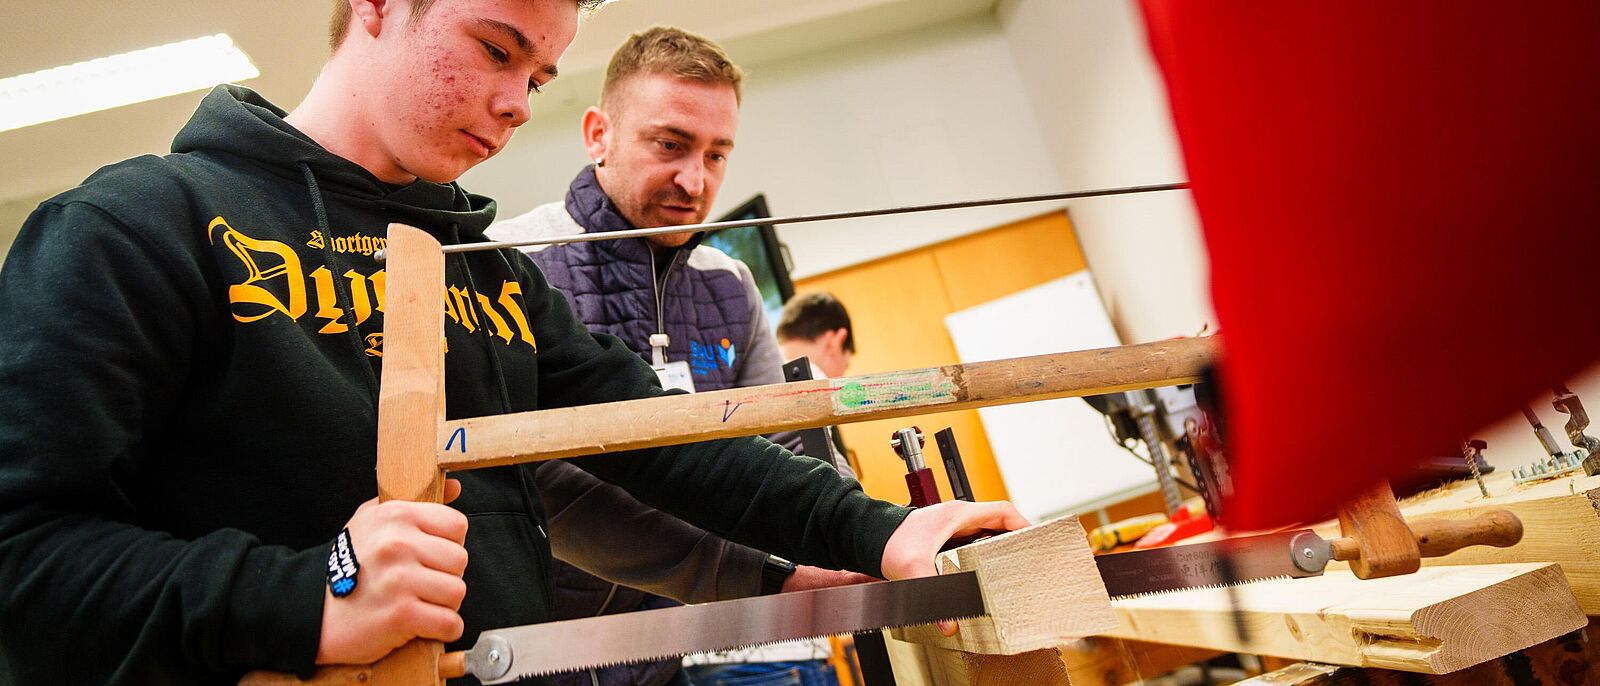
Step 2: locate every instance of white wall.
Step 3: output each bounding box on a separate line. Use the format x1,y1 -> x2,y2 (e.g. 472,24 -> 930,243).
997,0 -> 1213,344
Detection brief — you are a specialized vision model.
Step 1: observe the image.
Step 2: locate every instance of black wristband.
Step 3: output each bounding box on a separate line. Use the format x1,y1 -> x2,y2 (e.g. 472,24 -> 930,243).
327,528 -> 361,598
760,555 -> 797,595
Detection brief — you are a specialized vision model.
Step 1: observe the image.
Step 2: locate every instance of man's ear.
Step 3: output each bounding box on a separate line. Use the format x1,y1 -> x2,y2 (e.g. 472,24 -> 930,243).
826,328 -> 850,354
582,106 -> 612,166
350,0 -> 395,40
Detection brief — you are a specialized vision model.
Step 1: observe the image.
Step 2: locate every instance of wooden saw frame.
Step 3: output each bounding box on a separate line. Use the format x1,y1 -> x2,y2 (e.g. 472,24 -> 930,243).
240,224 -> 1552,684
234,224 -> 1212,684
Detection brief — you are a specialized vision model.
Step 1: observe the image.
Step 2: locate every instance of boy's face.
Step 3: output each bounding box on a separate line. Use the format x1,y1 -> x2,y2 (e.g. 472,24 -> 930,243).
590,73 -> 739,238
368,0 -> 577,183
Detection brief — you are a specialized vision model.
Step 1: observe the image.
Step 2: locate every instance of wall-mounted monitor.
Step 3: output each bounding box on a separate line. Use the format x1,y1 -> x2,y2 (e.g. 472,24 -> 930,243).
704,194 -> 795,328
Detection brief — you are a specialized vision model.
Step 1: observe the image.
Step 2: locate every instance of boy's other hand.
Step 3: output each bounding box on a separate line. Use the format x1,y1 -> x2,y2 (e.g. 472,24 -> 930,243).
879,500 -> 1029,636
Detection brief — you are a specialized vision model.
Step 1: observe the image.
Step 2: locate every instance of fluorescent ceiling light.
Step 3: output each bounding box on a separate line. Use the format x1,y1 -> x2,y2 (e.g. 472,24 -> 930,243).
0,33 -> 259,133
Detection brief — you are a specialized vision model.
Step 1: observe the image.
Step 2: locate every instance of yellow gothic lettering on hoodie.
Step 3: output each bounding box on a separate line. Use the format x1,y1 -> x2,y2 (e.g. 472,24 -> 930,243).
207,216 -> 536,355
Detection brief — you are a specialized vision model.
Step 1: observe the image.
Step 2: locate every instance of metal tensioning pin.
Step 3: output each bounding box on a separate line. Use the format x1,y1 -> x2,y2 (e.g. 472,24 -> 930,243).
372,182 -> 1190,262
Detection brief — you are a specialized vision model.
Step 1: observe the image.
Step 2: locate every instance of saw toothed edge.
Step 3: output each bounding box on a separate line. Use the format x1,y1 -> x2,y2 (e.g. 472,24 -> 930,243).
1108,574 -> 1298,601
500,611 -> 989,680
467,571 -> 989,683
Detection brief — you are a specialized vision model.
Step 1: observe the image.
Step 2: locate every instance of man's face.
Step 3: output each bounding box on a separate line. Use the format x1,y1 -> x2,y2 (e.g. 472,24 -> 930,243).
366,0 -> 577,183
591,73 -> 739,241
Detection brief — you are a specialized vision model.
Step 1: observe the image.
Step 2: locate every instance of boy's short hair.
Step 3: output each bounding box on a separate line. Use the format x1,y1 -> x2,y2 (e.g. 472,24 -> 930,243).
600,25 -> 744,109
777,292 -> 855,354
329,0 -> 606,51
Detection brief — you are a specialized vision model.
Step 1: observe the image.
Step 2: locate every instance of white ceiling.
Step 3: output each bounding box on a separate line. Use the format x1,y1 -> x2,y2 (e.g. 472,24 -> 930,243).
0,0 -> 995,204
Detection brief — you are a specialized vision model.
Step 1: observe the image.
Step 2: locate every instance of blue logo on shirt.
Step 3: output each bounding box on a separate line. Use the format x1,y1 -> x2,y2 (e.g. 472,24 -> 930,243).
690,338 -> 737,376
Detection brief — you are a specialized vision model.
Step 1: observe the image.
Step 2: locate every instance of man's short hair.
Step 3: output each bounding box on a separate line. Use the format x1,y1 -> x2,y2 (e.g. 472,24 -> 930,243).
328,0 -> 606,51
777,292 -> 854,354
600,26 -> 745,109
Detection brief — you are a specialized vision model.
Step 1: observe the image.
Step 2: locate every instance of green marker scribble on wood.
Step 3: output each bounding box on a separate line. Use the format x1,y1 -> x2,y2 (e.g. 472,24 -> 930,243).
838,381 -> 868,408
830,369 -> 955,415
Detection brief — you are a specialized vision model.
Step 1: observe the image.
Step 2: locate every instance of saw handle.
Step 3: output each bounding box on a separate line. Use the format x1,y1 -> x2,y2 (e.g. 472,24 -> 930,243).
237,649 -> 467,685
1331,509 -> 1523,565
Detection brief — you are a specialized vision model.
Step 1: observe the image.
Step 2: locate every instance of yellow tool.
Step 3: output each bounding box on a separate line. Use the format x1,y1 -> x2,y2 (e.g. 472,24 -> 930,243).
1089,513 -> 1167,552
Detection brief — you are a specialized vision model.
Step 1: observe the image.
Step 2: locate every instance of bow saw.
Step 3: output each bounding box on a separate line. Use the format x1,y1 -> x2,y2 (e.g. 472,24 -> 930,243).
239,184 -> 1520,684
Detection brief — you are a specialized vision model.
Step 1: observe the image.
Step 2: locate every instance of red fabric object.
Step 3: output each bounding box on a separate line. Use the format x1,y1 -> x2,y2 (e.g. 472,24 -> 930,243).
1138,3 -> 1600,529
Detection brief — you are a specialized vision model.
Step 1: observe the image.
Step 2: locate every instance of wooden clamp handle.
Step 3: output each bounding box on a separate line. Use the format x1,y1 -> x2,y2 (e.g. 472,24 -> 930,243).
1334,481 -> 1421,579
237,648 -> 467,685
1330,509 -> 1523,573
1411,509 -> 1523,557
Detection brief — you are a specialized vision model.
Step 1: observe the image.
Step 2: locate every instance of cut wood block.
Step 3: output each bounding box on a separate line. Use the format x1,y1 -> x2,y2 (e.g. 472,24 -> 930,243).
1314,470 -> 1600,613
1101,563 -> 1585,674
883,633 -> 938,686
893,516 -> 1116,655
1247,616 -> 1598,684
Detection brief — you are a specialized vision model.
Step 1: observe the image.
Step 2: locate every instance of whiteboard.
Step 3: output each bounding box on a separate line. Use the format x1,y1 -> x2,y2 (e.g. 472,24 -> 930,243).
944,272 -> 1156,521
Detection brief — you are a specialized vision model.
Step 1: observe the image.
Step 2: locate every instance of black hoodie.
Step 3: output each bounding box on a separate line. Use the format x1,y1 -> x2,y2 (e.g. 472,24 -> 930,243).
0,85 -> 909,684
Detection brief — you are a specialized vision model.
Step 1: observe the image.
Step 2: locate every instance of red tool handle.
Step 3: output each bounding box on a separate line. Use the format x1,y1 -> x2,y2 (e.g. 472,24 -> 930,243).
906,468 -> 941,508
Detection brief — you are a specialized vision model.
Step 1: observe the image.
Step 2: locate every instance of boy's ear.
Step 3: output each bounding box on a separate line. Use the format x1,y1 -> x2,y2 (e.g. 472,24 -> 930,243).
350,0 -> 395,40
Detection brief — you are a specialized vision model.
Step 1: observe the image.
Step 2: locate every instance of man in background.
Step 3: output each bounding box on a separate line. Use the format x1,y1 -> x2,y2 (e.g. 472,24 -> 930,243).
777,291 -> 856,380
488,26 -> 862,686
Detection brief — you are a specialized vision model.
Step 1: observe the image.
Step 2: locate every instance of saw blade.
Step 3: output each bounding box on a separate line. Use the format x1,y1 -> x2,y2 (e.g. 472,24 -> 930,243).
1094,529 -> 1327,598
464,571 -> 986,683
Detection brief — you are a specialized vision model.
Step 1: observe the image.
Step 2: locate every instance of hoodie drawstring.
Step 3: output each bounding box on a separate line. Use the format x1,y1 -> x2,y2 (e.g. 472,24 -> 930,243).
449,226 -> 550,554
301,162 -> 381,403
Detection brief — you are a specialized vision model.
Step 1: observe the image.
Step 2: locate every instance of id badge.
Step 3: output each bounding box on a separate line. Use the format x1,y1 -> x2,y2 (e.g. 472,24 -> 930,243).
653,360 -> 697,393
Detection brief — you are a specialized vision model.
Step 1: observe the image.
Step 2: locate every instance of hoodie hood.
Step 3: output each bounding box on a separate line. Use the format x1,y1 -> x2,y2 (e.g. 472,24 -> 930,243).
172,84 -> 498,240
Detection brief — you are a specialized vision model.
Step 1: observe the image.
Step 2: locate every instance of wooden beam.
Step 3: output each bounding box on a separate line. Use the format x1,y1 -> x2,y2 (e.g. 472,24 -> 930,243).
1100,563 -> 1586,674
1315,470 -> 1600,614
439,337 -> 1214,470
367,225 -> 451,686
892,516 -> 1117,654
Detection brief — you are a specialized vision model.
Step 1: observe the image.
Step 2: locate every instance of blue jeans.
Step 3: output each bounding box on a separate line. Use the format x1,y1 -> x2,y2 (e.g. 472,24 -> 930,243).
683,661 -> 836,686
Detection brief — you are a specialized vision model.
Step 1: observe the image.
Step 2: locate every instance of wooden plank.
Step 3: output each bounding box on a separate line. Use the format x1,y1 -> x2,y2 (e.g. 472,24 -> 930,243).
367,225 -> 451,685
1243,616 -> 1597,684
1100,563 -> 1586,674
374,224 -> 448,504
440,337 -> 1214,471
1314,470 -> 1600,614
892,516 -> 1116,654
